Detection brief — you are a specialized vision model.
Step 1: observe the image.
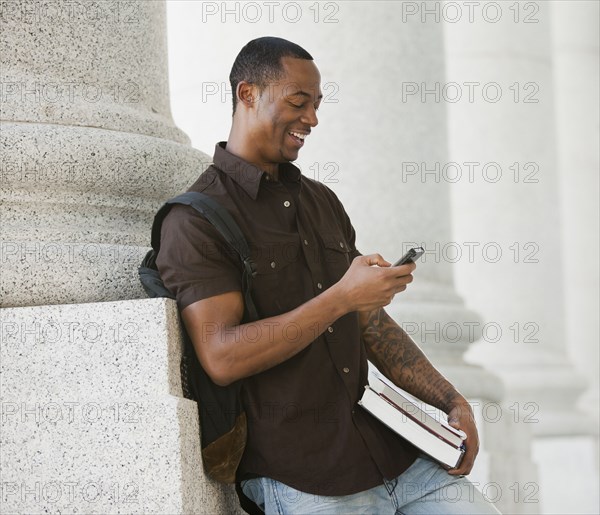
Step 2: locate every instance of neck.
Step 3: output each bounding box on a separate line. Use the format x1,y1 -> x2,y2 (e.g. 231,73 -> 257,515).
227,124 -> 279,181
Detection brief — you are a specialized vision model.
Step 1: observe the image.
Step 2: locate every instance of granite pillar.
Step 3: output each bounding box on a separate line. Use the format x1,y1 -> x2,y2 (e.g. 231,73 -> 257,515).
0,2 -> 236,513
0,0 -> 209,307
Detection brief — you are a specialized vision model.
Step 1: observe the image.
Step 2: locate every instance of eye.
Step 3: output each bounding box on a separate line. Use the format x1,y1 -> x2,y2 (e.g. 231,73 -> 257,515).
290,102 -> 304,109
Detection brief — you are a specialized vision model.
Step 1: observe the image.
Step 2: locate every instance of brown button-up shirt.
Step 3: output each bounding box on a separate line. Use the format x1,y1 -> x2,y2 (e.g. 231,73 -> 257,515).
156,142 -> 418,496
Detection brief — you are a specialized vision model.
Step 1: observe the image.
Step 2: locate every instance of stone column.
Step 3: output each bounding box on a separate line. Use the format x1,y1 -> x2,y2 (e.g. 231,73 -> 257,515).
443,0 -> 598,512
0,0 -> 207,307
541,2 -> 599,513
1,2 -> 239,513
443,0 -> 594,438
551,0 -> 599,427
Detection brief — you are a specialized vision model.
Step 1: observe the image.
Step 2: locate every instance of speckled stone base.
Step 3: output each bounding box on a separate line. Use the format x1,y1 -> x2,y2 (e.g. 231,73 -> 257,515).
1,297 -> 242,514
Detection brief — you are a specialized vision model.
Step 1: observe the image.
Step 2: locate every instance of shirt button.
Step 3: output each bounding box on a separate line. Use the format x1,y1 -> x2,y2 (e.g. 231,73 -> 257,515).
317,282 -> 323,289
283,200 -> 291,208
270,261 -> 276,269
352,409 -> 356,414
327,326 -> 334,333
303,239 -> 309,246
343,367 -> 350,374
339,241 -> 344,248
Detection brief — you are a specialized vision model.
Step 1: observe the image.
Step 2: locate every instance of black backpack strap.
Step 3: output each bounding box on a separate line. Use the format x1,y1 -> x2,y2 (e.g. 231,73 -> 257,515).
236,481 -> 264,515
152,191 -> 259,322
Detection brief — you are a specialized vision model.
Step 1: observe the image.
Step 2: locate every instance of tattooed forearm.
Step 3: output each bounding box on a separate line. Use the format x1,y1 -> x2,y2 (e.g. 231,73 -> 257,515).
361,307 -> 464,413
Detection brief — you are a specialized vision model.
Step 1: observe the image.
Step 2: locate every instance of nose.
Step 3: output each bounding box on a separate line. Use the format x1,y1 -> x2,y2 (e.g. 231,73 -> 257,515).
301,105 -> 319,128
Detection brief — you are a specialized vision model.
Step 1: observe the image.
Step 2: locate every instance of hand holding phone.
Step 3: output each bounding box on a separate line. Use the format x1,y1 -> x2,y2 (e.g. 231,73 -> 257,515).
392,247 -> 425,267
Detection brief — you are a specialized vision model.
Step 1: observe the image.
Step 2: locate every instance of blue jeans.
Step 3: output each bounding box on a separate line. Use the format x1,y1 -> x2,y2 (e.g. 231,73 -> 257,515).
240,455 -> 502,514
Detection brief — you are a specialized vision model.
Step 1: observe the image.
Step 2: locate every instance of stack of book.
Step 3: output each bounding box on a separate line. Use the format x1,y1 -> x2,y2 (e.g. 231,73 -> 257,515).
358,362 -> 466,469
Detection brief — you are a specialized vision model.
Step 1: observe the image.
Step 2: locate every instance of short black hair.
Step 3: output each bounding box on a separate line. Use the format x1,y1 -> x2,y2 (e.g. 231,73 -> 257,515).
229,36 -> 313,114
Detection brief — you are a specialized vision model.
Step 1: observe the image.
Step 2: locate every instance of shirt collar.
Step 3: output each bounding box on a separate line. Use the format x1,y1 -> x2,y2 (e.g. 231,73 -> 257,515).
212,142 -> 301,200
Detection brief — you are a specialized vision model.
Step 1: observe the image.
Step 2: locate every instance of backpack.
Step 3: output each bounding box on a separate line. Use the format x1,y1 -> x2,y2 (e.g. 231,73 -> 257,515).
138,191 -> 263,514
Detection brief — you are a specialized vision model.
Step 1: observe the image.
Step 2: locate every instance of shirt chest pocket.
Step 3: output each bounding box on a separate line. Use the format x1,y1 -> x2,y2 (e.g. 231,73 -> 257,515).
321,232 -> 352,283
251,240 -> 304,316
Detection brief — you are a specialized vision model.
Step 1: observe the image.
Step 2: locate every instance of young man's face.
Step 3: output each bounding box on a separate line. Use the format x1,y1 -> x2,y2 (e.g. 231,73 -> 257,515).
249,56 -> 322,165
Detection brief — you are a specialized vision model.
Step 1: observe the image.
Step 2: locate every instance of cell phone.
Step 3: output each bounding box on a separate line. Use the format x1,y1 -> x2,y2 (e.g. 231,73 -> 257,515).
392,247 -> 425,266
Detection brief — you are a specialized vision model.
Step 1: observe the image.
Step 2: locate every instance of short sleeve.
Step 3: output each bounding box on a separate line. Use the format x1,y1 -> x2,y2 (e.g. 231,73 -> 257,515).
344,212 -> 363,262
155,204 -> 243,311
323,185 -> 363,261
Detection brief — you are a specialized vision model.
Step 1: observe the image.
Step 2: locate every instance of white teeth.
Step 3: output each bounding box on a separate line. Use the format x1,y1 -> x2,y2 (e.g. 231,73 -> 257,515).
290,132 -> 306,140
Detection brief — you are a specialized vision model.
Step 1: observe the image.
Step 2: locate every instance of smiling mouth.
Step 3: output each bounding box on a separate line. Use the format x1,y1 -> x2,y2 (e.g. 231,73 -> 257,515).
288,131 -> 307,147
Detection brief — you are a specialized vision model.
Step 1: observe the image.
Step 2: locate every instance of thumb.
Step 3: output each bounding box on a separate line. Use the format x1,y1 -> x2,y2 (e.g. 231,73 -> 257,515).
364,253 -> 391,267
447,408 -> 460,428
448,417 -> 461,429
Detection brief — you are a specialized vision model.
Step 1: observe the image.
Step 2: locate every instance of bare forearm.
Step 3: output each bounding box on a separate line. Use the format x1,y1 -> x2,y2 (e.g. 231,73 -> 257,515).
204,287 -> 346,385
361,307 -> 482,475
186,254 -> 418,387
361,308 -> 466,413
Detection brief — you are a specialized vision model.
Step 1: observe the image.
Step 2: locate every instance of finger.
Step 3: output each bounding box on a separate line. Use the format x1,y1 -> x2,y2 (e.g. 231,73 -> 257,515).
448,462 -> 472,475
448,450 -> 475,476
450,456 -> 474,475
390,278 -> 412,295
400,274 -> 414,285
389,262 -> 416,275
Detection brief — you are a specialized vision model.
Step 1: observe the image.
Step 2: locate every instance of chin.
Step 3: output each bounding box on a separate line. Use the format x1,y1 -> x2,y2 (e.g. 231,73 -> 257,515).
279,149 -> 299,163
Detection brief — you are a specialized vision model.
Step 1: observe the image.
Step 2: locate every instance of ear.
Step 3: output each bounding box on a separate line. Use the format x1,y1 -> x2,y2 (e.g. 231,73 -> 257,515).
236,81 -> 258,109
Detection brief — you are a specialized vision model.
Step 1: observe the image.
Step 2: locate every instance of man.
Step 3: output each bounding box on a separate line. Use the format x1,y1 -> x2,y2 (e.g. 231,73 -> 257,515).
157,37 -> 500,514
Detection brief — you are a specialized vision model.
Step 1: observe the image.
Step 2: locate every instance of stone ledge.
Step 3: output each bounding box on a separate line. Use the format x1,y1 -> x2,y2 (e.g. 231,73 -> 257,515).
1,298 -> 242,514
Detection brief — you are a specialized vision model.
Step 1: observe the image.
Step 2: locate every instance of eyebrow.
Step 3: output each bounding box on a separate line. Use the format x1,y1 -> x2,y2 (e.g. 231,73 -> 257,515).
288,90 -> 323,101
